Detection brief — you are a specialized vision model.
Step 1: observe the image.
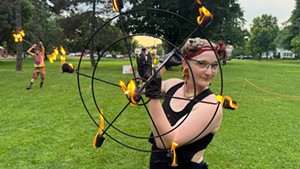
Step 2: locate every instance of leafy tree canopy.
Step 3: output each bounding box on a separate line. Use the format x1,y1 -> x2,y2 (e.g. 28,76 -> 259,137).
248,14 -> 279,59
124,0 -> 245,49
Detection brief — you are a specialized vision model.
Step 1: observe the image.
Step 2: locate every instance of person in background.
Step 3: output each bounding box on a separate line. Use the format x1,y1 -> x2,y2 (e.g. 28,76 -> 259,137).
136,47 -> 152,81
216,41 -> 228,66
143,37 -> 223,169
26,41 -> 45,90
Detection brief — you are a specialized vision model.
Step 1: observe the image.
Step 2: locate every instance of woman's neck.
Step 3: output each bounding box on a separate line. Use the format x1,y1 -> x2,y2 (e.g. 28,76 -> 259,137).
183,80 -> 206,98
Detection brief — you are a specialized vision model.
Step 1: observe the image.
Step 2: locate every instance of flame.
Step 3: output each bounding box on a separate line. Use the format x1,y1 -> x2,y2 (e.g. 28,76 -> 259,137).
12,29 -> 25,42
197,6 -> 213,27
60,45 -> 66,63
49,47 -> 59,63
49,53 -> 56,63
216,95 -> 224,104
216,95 -> 238,110
93,109 -> 105,148
60,55 -> 66,63
120,80 -> 127,93
99,109 -> 104,132
60,45 -> 66,56
119,80 -> 138,105
171,142 -> 179,167
112,0 -> 123,11
20,30 -> 25,37
196,1 -> 213,28
49,46 -> 67,63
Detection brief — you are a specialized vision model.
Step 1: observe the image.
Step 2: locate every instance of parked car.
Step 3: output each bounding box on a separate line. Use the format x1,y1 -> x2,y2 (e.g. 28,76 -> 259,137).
68,53 -> 76,56
85,53 -> 98,57
236,55 -> 243,59
105,54 -> 112,58
75,52 -> 85,57
116,54 -> 124,58
243,55 -> 253,59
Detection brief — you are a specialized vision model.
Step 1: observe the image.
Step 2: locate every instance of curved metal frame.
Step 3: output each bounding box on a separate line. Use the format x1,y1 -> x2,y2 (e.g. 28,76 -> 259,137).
76,7 -> 224,152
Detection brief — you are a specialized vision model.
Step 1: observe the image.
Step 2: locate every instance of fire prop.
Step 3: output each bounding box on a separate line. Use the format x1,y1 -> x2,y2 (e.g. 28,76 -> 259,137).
61,63 -> 76,73
93,109 -> 105,148
74,0 -> 239,160
216,95 -> 238,110
196,0 -> 213,27
119,80 -> 141,105
12,29 -> 25,42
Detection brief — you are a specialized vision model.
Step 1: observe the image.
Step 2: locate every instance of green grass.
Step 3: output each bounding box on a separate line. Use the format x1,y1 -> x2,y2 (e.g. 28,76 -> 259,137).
0,57 -> 300,169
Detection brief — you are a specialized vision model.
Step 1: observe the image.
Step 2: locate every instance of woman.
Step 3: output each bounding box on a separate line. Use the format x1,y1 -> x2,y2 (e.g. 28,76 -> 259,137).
26,41 -> 45,90
146,37 -> 223,169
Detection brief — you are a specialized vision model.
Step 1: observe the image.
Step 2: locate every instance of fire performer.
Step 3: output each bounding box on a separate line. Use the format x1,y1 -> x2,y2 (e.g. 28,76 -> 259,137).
144,38 -> 223,169
26,41 -> 45,90
136,47 -> 152,80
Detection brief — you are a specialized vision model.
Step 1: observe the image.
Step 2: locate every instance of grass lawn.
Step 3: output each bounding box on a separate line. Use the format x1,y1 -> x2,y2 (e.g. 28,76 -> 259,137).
0,56 -> 300,169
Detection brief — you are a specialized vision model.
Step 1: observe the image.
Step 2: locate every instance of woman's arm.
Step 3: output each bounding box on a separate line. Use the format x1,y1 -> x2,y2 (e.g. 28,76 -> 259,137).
149,93 -> 223,149
40,41 -> 45,56
27,44 -> 36,56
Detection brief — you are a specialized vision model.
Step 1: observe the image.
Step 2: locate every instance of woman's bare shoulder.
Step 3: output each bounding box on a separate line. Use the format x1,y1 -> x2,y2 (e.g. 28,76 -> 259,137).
164,78 -> 182,87
162,78 -> 183,94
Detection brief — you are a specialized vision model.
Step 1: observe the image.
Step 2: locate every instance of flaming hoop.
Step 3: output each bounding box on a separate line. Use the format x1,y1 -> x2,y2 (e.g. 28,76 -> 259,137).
75,1 -> 234,154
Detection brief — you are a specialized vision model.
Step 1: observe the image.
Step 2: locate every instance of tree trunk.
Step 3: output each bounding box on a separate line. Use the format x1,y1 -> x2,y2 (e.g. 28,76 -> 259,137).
259,52 -> 262,61
89,0 -> 97,67
15,0 -> 23,71
34,0 -> 39,45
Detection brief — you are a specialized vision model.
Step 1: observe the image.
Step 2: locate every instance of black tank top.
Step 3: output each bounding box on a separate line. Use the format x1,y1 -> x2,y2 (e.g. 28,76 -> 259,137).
150,82 -> 215,165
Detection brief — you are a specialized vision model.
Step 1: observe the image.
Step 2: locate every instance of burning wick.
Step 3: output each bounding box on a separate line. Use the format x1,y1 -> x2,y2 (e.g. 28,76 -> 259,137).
120,80 -> 141,105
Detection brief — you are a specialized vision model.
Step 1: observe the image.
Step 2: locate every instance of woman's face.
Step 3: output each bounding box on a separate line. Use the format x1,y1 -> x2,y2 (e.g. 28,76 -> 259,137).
184,51 -> 218,89
34,49 -> 40,54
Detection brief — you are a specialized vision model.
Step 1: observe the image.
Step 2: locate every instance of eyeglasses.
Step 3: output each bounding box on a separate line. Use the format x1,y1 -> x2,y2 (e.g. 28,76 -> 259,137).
188,59 -> 218,71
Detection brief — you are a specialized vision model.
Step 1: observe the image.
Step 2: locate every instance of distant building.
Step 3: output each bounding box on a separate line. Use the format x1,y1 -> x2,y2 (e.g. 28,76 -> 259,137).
262,48 -> 296,59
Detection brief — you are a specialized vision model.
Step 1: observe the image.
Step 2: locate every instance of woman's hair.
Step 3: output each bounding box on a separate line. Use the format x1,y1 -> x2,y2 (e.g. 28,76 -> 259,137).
181,38 -> 212,59
181,38 -> 226,59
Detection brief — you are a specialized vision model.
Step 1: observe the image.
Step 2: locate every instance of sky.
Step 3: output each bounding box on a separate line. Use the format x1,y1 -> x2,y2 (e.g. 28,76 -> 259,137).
133,36 -> 162,47
238,0 -> 296,29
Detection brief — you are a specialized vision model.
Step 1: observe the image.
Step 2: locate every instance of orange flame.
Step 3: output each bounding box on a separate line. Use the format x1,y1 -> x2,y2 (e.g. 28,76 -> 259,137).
171,142 -> 179,167
119,80 -> 137,105
216,95 -> 238,110
197,6 -> 213,27
99,109 -> 104,132
93,109 -> 105,148
112,0 -> 123,11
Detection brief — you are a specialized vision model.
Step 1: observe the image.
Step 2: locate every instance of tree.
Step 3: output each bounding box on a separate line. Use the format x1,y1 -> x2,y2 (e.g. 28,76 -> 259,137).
275,0 -> 300,56
49,0 -> 126,66
15,0 -> 23,71
124,0 -> 245,50
0,0 -> 33,51
275,25 -> 295,50
290,35 -> 300,55
248,14 -> 279,60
